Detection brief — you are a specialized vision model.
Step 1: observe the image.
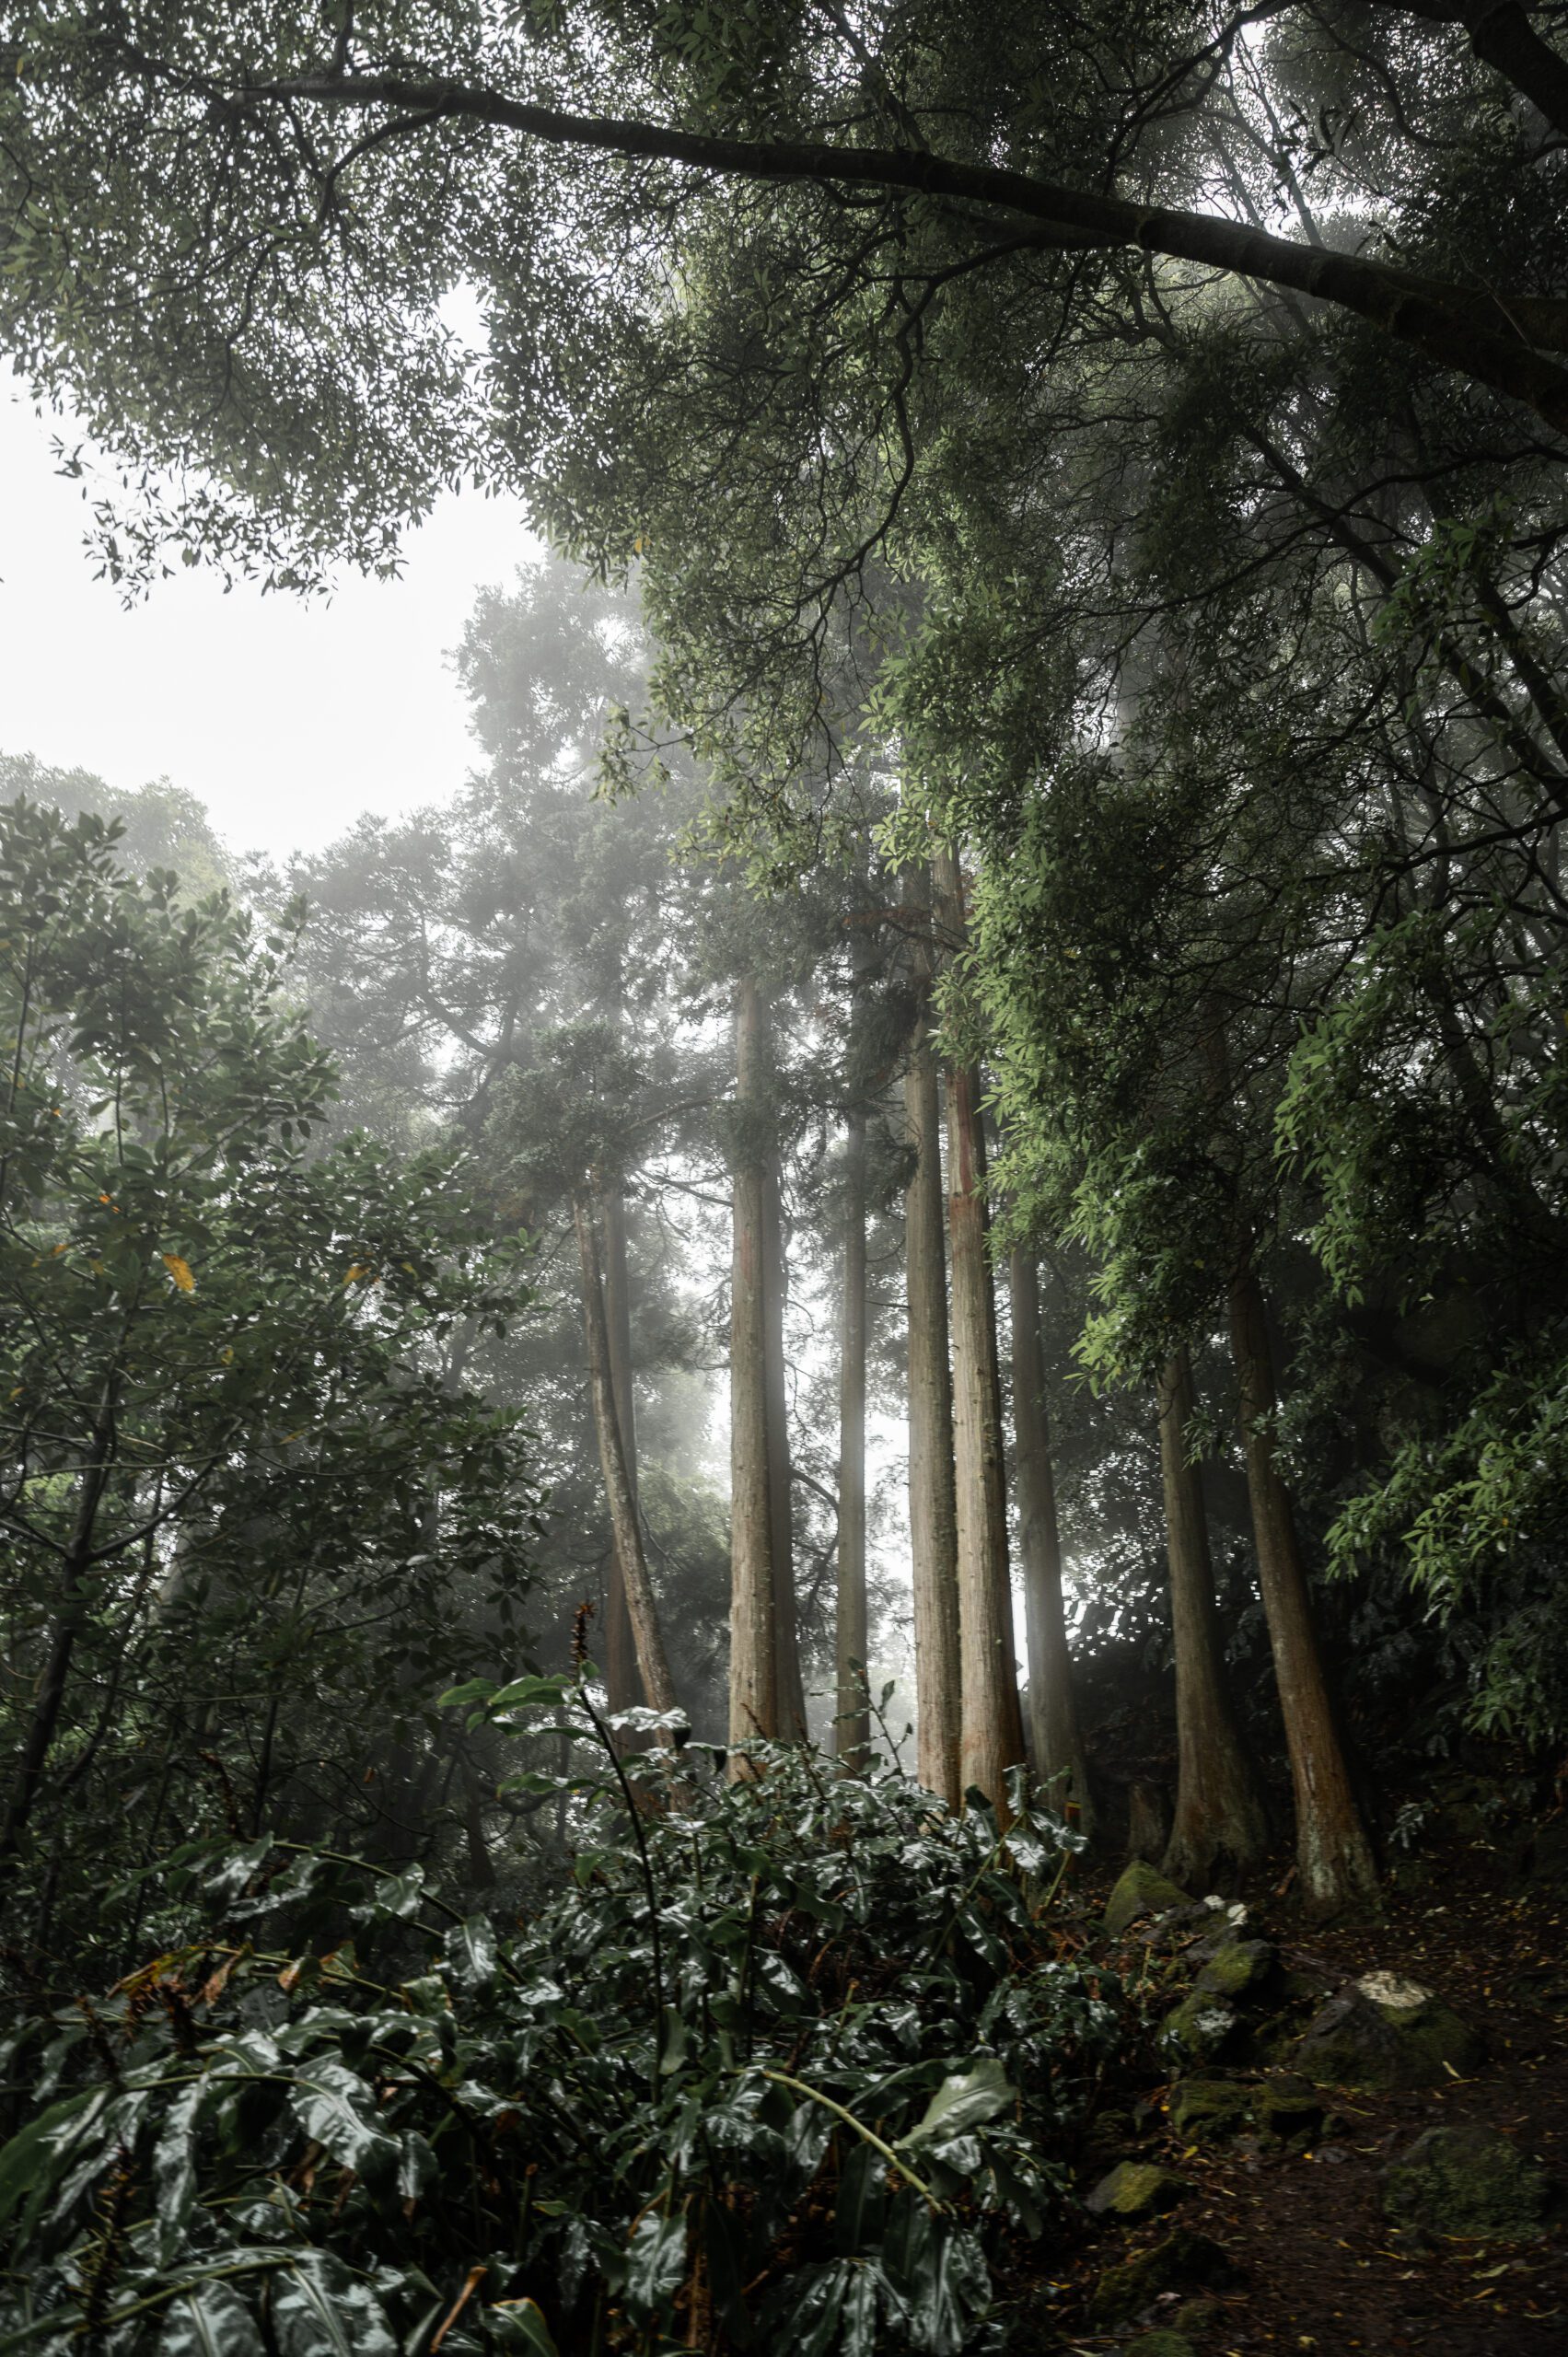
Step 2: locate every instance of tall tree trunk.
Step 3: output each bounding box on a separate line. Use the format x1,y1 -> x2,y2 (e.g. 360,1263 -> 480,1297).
728,976 -> 777,1771
1157,1347 -> 1269,1887
763,1156 -> 807,1738
1228,1261 -> 1378,1910
1008,1246 -> 1094,1835
601,1181 -> 640,1715
0,1379 -> 119,1878
934,848 -> 1026,1813
574,1192 -> 679,1733
902,867 -> 961,1808
833,1105 -> 870,1764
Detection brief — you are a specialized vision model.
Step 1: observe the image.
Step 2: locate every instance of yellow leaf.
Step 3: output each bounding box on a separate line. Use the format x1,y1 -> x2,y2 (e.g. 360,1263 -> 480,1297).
343,1261 -> 371,1285
162,1253 -> 195,1294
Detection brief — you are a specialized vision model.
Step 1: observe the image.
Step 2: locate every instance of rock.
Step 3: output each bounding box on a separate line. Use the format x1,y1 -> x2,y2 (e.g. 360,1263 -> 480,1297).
1087,2229 -> 1237,2327
1292,1972 -> 1482,2090
1162,1988 -> 1240,2064
1086,2160 -> 1193,2218
1171,2295 -> 1225,2333
1125,2335 -> 1197,2357
1106,1858 -> 1190,1937
1193,1937 -> 1276,2000
1382,2124 -> 1551,2238
1168,2078 -> 1250,2141
1256,2073 -> 1325,2144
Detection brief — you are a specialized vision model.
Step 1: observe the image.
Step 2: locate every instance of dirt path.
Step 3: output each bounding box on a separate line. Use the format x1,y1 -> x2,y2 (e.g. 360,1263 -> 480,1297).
1033,1871 -> 1568,2353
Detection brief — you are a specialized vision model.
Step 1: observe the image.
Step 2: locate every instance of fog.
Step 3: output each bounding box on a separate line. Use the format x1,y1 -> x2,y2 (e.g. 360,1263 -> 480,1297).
0,395 -> 540,856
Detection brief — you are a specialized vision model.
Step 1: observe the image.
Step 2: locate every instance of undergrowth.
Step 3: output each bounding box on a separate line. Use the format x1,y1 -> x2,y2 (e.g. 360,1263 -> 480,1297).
0,1671 -> 1119,2356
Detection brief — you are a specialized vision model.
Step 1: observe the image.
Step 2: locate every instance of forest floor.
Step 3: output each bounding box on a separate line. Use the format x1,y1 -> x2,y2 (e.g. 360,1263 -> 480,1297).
1028,1851 -> 1568,2356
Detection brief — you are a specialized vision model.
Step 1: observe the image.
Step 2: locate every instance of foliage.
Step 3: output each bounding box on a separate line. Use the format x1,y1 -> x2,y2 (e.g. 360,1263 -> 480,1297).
0,1684 -> 1115,2357
0,796 -> 541,1965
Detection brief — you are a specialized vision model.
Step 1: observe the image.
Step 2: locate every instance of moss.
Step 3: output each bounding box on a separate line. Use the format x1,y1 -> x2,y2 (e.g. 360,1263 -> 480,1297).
1194,1938 -> 1274,1999
1105,1858 -> 1190,1937
1168,2078 -> 1250,2140
1087,2228 -> 1235,2326
1294,1978 -> 1482,2090
1256,2074 -> 1325,2145
1125,2335 -> 1198,2357
1086,2161 -> 1192,2217
1162,1989 -> 1238,2063
1382,2124 -> 1551,2238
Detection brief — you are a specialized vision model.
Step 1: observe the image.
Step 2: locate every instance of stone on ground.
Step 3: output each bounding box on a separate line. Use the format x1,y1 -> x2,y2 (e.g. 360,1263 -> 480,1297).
1105,1857 -> 1190,1937
1193,1936 -> 1276,1999
1086,2160 -> 1192,2218
1292,1971 -> 1482,2090
1162,1988 -> 1239,2064
1168,2078 -> 1250,2140
1382,2123 -> 1551,2238
1088,2227 -> 1236,2326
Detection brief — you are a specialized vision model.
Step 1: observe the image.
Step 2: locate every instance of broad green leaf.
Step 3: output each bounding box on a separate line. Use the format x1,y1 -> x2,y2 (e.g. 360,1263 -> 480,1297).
833,2140 -> 887,2257
157,2281 -> 266,2357
621,2211 -> 686,2321
153,2082 -> 214,2267
877,2200 -> 990,2356
287,2061 -> 399,2184
486,2302 -> 559,2355
272,2256 -> 398,2357
897,2059 -> 1014,2154
0,2087 -> 102,2235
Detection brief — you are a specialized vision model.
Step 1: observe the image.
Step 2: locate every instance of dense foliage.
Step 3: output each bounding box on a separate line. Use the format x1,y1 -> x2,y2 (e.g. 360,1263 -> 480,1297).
0,1680 -> 1111,2357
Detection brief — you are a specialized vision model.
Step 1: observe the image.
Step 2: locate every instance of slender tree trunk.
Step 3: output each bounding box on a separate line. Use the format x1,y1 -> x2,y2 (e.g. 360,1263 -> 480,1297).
574,1192 -> 679,1732
763,1156 -> 807,1738
601,1181 -> 640,1715
1228,1262 -> 1378,1910
1008,1247 -> 1094,1835
902,868 -> 962,1808
833,1105 -> 870,1765
0,1381 -> 119,1878
934,848 -> 1026,1814
1157,1347 -> 1270,1887
728,976 -> 777,1771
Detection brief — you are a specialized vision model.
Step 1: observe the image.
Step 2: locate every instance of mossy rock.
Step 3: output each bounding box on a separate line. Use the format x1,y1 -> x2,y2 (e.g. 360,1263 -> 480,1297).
1106,1858 -> 1191,1937
1087,2228 -> 1236,2326
1086,2160 -> 1192,2218
1168,2078 -> 1251,2140
1293,1973 -> 1482,2091
1171,2296 -> 1225,2333
1125,2335 -> 1197,2357
1194,1938 -> 1276,2001
1162,1988 -> 1239,2064
1256,2073 -> 1325,2144
1382,2124 -> 1551,2238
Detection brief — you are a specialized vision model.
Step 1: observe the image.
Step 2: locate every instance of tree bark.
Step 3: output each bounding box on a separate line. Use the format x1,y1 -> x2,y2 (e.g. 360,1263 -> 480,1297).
281,71 -> 1568,435
1227,1262 -> 1379,1910
1008,1246 -> 1094,1835
574,1192 -> 679,1732
833,1105 -> 870,1765
763,1155 -> 808,1738
934,848 -> 1027,1814
728,975 -> 777,1771
0,1380 -> 119,1877
901,866 -> 962,1809
1157,1347 -> 1270,1887
600,1180 -> 640,1715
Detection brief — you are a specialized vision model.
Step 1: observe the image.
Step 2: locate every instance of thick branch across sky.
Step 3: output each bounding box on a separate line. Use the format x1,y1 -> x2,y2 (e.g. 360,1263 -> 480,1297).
269,68 -> 1568,437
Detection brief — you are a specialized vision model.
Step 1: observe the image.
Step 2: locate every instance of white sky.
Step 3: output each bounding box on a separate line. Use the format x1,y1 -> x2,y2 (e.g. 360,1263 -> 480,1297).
0,395 -> 542,861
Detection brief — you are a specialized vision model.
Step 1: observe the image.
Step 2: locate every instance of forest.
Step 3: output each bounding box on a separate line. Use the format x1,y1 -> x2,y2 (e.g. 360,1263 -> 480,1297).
2,3 -> 1568,2351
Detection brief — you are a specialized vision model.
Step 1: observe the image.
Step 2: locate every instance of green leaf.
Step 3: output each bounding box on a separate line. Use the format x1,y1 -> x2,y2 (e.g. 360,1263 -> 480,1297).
272,2256 -> 398,2357
153,2082 -> 214,2267
833,2141 -> 887,2256
288,2061 -> 399,2185
621,2211 -> 686,2321
157,2281 -> 266,2357
877,2200 -> 990,2355
486,2302 -> 559,2356
0,2087 -> 102,2236
897,2059 -> 1013,2154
